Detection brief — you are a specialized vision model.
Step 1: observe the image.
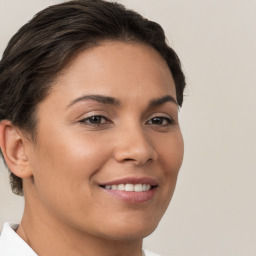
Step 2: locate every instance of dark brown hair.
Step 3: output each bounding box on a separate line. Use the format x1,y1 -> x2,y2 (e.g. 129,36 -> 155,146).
0,0 -> 186,195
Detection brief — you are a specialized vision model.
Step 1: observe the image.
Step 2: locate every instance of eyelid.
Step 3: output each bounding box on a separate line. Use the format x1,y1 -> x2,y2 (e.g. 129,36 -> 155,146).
147,112 -> 174,120
78,110 -> 108,119
79,115 -> 107,122
147,116 -> 173,124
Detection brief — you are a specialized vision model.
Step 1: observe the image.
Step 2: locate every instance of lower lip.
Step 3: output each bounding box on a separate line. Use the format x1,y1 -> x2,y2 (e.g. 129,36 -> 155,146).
101,187 -> 157,204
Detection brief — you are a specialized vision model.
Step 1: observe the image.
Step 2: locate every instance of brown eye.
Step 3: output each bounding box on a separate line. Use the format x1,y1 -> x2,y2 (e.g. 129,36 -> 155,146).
80,115 -> 109,125
147,116 -> 173,126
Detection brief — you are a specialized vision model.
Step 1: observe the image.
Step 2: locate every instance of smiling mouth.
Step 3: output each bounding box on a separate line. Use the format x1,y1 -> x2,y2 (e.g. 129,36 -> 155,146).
99,178 -> 159,203
100,184 -> 157,192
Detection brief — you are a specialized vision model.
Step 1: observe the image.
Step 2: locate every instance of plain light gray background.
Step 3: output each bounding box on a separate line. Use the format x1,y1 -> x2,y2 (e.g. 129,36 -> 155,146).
0,0 -> 256,255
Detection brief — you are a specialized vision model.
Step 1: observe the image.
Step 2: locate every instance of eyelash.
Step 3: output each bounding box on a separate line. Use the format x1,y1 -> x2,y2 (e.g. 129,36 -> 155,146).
79,115 -> 110,126
79,115 -> 174,127
146,116 -> 174,126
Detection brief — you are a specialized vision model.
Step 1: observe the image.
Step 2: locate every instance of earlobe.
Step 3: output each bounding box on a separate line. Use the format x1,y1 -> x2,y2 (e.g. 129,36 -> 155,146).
0,120 -> 33,178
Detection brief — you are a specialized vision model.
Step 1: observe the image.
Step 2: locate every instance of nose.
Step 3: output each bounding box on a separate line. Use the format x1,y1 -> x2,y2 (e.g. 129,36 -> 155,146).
113,126 -> 158,165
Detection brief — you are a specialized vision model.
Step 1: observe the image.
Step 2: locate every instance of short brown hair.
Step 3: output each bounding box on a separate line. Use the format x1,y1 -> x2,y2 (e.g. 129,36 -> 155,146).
0,0 -> 186,196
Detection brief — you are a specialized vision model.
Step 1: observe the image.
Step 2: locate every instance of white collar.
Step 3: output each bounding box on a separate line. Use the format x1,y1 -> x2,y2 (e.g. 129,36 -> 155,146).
0,222 -> 37,256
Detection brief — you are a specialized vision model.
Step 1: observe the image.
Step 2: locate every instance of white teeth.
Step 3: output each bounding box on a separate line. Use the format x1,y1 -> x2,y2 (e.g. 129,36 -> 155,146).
134,184 -> 142,192
117,184 -> 125,190
103,184 -> 152,192
112,185 -> 117,190
125,184 -> 134,191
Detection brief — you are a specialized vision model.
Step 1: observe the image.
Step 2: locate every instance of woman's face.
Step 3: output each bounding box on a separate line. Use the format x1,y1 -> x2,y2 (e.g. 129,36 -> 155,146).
26,41 -> 184,240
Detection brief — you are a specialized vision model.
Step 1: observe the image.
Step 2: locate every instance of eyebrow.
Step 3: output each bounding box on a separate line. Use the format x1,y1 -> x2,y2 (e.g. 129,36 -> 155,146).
149,95 -> 177,107
66,94 -> 177,109
66,94 -> 120,108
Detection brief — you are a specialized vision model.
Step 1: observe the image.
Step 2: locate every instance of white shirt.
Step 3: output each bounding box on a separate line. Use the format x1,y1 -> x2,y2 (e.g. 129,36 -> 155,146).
0,222 -> 160,256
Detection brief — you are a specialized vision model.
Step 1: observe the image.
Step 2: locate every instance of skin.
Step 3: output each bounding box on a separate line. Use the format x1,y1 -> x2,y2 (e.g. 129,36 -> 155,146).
0,41 -> 184,256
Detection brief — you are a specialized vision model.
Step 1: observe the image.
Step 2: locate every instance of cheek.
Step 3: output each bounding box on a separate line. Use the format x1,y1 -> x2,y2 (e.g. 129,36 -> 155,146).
28,131 -> 115,227
158,131 -> 184,172
31,129 -> 112,200
156,132 -> 184,195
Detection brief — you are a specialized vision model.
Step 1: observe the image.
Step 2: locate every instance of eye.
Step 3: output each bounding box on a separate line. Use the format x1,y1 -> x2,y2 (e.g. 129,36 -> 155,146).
146,116 -> 174,126
79,115 -> 109,126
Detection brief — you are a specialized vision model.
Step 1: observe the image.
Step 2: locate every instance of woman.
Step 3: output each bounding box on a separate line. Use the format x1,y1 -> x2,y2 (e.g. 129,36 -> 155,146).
0,0 -> 186,255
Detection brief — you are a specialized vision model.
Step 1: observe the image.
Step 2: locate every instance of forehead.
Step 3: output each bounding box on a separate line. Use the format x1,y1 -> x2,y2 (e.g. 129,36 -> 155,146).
45,41 -> 176,106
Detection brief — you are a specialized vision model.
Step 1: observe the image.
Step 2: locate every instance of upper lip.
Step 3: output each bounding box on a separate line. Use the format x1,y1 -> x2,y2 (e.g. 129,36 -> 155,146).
99,176 -> 159,186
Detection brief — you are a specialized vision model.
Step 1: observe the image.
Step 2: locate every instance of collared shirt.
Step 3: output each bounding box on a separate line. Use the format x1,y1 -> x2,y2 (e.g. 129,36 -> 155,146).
0,222 -> 160,256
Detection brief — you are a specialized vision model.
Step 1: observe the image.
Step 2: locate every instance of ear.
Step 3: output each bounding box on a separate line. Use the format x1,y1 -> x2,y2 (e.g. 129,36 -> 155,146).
0,120 -> 33,178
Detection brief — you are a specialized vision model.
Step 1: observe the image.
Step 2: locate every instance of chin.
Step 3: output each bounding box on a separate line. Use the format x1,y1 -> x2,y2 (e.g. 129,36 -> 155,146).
98,205 -> 167,240
99,219 -> 159,241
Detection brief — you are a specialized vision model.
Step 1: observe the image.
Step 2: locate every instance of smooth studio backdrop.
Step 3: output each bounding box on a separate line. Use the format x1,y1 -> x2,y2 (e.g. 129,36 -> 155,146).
0,0 -> 256,255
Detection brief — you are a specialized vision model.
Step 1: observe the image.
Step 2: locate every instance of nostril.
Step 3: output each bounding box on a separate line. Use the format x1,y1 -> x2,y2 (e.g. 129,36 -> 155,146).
122,157 -> 153,165
124,158 -> 134,161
